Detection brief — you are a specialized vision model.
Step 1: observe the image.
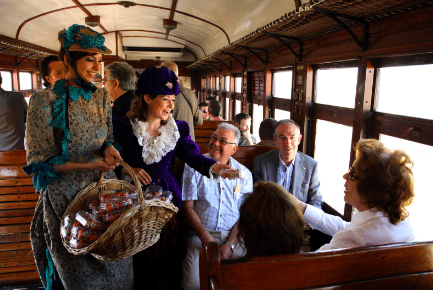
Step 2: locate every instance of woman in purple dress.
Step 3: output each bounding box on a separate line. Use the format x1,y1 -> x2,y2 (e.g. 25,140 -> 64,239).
113,66 -> 234,289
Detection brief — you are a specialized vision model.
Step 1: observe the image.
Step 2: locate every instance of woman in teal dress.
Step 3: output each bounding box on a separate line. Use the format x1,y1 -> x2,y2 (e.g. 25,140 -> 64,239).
24,25 -> 133,290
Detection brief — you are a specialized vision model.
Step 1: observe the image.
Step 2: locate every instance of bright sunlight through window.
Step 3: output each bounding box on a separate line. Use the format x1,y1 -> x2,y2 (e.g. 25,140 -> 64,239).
315,67 -> 358,108
314,120 -> 353,214
380,135 -> 433,241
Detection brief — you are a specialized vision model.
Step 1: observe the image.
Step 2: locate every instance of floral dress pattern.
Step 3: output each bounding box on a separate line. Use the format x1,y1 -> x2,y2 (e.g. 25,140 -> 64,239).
26,82 -> 133,290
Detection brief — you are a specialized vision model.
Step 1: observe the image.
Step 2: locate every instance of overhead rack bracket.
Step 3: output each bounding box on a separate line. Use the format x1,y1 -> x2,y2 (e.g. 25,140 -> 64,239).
263,31 -> 303,61
235,45 -> 268,64
222,52 -> 247,69
199,64 -> 213,74
215,58 -> 232,71
15,52 -> 38,67
312,6 -> 369,53
0,47 -> 12,52
204,61 -> 221,73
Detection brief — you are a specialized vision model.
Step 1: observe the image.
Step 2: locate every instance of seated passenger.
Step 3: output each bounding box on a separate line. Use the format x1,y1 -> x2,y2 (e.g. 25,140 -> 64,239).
256,118 -> 277,146
238,181 -> 304,257
297,139 -> 415,251
234,113 -> 258,146
253,119 -> 323,209
208,100 -> 225,121
181,122 -> 253,290
199,101 -> 210,121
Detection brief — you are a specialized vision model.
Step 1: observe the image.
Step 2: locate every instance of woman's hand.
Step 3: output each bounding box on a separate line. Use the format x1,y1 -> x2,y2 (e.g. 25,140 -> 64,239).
212,163 -> 237,180
126,167 -> 152,185
90,160 -> 115,172
220,244 -> 233,259
103,145 -> 122,166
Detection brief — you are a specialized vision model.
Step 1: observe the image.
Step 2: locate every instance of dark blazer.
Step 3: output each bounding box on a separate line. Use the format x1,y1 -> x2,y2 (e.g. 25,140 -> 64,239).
253,149 -> 323,209
0,88 -> 27,150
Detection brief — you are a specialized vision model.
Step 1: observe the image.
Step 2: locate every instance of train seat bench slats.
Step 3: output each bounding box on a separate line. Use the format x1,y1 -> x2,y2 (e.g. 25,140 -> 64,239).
0,150 -> 40,287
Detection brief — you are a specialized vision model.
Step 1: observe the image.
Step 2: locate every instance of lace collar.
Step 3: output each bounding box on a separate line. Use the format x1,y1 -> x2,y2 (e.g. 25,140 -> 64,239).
131,114 -> 180,165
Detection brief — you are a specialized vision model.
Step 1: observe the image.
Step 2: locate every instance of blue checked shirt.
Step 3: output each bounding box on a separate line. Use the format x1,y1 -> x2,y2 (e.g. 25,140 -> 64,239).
277,153 -> 296,193
182,154 -> 253,231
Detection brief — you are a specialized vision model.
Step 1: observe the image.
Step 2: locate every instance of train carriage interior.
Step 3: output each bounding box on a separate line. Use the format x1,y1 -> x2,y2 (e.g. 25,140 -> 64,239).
1,0 -> 433,289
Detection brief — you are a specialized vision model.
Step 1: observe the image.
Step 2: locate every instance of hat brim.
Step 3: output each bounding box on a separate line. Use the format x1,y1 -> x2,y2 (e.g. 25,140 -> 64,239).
67,43 -> 112,55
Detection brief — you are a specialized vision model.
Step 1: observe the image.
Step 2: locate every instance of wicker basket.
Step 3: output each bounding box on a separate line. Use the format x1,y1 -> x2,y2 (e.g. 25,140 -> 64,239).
61,158 -> 178,261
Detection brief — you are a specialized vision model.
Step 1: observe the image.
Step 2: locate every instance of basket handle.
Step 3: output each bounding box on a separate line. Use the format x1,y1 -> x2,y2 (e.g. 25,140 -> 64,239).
96,157 -> 144,204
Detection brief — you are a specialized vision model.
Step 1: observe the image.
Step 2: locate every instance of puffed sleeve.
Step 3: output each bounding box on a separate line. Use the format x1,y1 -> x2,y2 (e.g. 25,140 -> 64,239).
174,120 -> 215,177
23,90 -> 63,191
26,90 -> 60,164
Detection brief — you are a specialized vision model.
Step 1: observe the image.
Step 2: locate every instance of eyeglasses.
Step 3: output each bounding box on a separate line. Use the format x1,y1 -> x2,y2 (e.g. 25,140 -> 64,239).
210,135 -> 237,146
201,110 -> 208,113
348,166 -> 359,180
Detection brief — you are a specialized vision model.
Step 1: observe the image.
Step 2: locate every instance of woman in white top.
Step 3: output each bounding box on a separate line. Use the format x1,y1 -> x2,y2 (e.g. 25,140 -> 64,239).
298,139 -> 415,251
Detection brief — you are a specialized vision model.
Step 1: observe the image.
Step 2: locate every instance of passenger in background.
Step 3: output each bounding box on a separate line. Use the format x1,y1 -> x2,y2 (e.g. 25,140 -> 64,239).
256,118 -> 277,146
253,119 -> 322,209
208,100 -> 225,121
181,122 -> 253,290
238,181 -> 304,257
206,96 -> 216,102
0,73 -> 27,151
40,55 -> 67,89
103,61 -> 136,118
297,139 -> 415,251
234,112 -> 258,145
161,61 -> 203,141
199,101 -> 210,121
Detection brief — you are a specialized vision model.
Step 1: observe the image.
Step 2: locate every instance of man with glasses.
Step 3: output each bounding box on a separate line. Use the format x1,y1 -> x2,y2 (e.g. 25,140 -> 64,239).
252,119 -> 323,209
181,123 -> 253,290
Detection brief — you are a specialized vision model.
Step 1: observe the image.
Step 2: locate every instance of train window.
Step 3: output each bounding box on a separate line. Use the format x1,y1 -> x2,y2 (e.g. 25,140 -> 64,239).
19,72 -> 32,90
314,119 -> 353,214
253,104 -> 263,138
376,64 -> 433,120
210,77 -> 213,90
274,109 -> 290,120
225,96 -> 229,120
0,70 -> 13,91
235,100 -> 241,115
216,77 -> 219,90
235,77 -> 242,93
379,134 -> 433,240
272,71 -> 292,99
315,67 -> 357,108
225,76 -> 230,91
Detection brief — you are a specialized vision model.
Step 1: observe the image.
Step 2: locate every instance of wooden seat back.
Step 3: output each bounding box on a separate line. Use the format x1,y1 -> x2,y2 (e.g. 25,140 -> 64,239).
194,121 -> 234,148
0,150 -> 40,286
175,145 -> 276,185
199,241 -> 433,290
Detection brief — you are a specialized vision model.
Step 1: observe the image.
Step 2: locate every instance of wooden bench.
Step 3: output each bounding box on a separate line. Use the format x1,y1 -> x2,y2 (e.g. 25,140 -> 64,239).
199,241 -> 433,290
194,121 -> 234,148
175,145 -> 277,185
0,150 -> 40,287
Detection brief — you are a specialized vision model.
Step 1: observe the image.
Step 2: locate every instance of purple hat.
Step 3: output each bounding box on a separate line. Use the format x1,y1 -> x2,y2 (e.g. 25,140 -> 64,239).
136,66 -> 180,96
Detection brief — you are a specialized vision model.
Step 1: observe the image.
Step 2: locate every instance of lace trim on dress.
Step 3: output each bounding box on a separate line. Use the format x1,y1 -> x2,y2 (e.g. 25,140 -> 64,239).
131,114 -> 180,165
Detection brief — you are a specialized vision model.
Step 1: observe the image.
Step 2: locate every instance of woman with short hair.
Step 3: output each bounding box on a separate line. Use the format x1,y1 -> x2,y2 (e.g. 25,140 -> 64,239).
238,181 -> 305,257
297,139 -> 415,251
